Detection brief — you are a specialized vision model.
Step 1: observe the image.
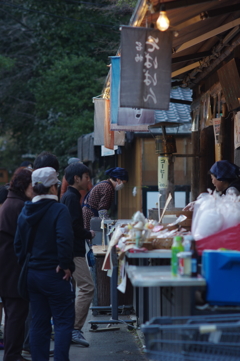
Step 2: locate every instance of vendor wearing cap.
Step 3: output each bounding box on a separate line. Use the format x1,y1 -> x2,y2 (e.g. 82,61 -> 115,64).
184,160 -> 240,211
209,160 -> 240,196
82,167 -> 129,230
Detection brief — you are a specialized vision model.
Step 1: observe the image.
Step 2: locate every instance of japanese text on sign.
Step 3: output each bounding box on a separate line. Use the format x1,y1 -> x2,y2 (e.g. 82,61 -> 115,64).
158,156 -> 168,189
135,36 -> 160,105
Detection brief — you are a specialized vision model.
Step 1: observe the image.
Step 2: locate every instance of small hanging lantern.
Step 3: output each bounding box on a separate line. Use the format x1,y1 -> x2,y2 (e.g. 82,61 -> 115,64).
148,122 -> 182,155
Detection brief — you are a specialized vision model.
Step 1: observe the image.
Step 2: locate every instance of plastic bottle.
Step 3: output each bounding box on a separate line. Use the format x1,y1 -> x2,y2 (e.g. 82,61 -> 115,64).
190,239 -> 198,277
171,236 -> 184,276
182,235 -> 192,252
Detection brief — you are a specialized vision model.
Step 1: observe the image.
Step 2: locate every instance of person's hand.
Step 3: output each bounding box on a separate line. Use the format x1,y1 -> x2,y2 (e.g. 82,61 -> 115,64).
183,201 -> 195,211
56,265 -> 72,281
90,230 -> 95,239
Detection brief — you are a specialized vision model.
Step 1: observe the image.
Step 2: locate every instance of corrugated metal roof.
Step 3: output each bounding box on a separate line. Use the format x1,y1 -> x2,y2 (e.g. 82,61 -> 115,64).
155,87 -> 192,123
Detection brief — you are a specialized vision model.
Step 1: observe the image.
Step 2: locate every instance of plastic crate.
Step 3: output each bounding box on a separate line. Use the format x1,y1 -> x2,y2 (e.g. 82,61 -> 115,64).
141,314 -> 240,361
202,250 -> 240,306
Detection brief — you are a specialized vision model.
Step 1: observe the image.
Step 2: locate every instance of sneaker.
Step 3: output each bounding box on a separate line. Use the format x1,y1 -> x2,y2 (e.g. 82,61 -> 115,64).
21,350 -> 31,357
22,348 -> 54,357
71,329 -> 89,347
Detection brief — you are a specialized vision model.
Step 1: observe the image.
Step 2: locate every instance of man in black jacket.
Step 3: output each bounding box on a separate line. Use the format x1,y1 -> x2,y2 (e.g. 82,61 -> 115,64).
61,163 -> 95,347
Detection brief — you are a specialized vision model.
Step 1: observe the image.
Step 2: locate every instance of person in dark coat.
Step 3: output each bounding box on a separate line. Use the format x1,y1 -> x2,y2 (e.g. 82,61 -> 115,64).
14,167 -> 75,361
0,167 -> 33,361
60,162 -> 95,347
22,152 -> 59,358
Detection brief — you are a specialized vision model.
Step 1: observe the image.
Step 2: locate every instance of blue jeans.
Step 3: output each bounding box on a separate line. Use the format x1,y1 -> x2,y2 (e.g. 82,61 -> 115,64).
28,268 -> 75,361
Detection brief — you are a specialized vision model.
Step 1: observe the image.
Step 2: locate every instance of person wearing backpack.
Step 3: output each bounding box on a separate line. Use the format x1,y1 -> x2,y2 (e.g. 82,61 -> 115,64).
82,167 -> 128,230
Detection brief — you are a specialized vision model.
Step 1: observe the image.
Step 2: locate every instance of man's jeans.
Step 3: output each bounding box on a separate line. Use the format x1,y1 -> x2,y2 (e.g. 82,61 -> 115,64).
28,268 -> 75,361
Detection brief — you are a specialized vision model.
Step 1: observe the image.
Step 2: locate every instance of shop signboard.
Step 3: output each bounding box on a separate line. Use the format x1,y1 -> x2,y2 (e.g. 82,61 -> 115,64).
234,112 -> 240,149
101,145 -> 118,156
110,56 -> 155,131
93,97 -> 125,146
213,118 -> 221,162
158,156 -> 168,189
213,118 -> 221,144
120,26 -> 172,110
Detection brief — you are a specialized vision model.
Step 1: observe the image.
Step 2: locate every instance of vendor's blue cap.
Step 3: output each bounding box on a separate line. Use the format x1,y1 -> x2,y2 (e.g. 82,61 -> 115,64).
210,160 -> 240,180
105,167 -> 128,181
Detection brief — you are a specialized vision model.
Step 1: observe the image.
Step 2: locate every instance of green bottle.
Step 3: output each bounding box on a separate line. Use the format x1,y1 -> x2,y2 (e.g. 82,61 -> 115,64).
171,236 -> 184,276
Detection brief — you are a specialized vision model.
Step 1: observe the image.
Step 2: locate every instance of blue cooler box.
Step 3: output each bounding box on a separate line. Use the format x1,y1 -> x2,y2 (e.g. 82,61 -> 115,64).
202,250 -> 240,305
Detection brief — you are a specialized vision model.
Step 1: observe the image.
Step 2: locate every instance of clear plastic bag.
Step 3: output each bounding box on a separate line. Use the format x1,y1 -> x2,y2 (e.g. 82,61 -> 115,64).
192,191 -> 240,241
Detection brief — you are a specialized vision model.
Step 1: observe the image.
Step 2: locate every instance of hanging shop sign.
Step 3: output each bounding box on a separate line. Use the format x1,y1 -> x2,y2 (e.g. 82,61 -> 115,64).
110,56 -> 155,131
93,97 -> 125,146
213,118 -> 221,162
213,118 -> 221,144
158,156 -> 168,189
234,112 -> 240,149
101,145 -> 118,156
120,26 -> 172,110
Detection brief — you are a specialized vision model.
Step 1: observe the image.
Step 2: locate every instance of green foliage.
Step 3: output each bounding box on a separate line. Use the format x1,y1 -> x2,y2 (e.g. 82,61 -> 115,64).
32,55 -> 106,117
117,0 -> 138,9
0,0 -> 133,172
0,55 -> 15,71
0,135 -> 26,174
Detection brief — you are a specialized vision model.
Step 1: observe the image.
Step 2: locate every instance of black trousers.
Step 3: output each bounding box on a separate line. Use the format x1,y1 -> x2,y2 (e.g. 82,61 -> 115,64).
2,297 -> 29,361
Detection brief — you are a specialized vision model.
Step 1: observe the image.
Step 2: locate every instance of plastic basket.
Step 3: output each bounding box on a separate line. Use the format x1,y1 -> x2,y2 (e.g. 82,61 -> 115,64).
141,314 -> 240,361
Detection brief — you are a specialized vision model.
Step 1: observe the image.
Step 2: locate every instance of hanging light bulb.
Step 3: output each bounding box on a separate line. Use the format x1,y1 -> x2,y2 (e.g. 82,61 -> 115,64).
156,4 -> 170,31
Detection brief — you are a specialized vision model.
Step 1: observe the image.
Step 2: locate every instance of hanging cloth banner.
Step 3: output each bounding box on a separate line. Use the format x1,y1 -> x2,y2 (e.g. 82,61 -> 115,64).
110,56 -> 155,131
104,98 -> 114,150
94,97 -> 125,146
120,26 -> 172,110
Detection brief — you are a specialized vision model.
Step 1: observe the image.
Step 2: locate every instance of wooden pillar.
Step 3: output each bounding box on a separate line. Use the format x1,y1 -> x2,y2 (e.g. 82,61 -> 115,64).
167,155 -> 175,209
199,126 -> 215,194
220,103 -> 232,161
234,112 -> 240,165
191,130 -> 200,201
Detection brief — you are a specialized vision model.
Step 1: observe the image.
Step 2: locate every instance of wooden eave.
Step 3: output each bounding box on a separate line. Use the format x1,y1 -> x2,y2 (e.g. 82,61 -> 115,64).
129,0 -> 240,88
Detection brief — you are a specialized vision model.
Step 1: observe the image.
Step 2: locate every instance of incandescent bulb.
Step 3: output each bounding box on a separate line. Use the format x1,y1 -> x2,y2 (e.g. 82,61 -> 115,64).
156,11 -> 170,31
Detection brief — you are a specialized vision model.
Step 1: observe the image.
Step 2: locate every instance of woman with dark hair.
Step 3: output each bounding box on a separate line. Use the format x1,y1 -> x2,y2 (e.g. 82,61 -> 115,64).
14,167 -> 75,361
184,160 -> 240,211
82,167 -> 129,230
209,160 -> 240,195
0,167 -> 33,361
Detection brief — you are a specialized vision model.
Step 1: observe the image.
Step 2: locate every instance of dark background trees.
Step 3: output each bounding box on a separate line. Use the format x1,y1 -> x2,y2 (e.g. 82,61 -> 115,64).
0,0 -> 133,173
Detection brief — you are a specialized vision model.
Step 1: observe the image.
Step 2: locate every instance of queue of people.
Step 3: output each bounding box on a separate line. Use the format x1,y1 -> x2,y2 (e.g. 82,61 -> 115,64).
1,153 -> 240,360
0,152 -> 128,361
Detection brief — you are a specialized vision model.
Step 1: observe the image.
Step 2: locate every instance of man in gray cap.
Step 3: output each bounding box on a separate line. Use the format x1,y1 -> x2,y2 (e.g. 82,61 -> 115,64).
15,166 -> 75,361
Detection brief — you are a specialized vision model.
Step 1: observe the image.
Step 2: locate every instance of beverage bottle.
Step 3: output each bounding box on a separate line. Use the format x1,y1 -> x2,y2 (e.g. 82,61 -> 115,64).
190,239 -> 198,277
182,235 -> 192,252
171,236 -> 184,276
